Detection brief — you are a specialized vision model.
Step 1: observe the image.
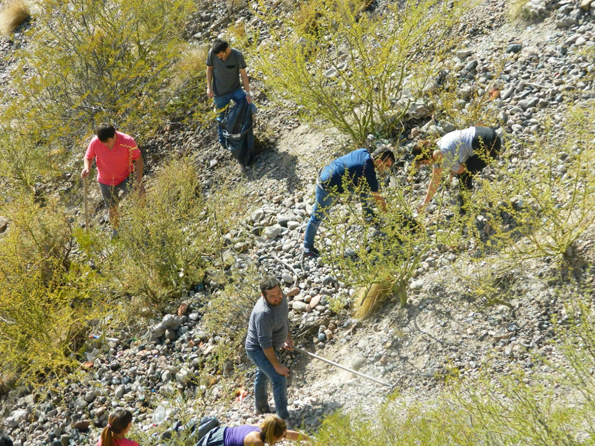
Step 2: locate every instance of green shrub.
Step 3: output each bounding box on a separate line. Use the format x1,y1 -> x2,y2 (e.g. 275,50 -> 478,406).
464,104 -> 595,265
253,0 -> 468,144
424,60 -> 504,131
320,176 -> 431,313
508,0 -> 533,22
78,158 -> 247,306
0,195 -> 108,382
0,0 -> 195,187
200,265 -> 261,372
168,43 -> 215,124
314,293 -> 595,445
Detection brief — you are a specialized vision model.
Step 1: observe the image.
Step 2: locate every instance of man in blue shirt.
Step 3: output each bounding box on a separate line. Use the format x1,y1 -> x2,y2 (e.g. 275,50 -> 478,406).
303,147 -> 395,257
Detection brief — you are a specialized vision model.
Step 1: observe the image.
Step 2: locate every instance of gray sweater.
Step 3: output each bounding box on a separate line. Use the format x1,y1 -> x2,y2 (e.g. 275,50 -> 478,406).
245,296 -> 289,351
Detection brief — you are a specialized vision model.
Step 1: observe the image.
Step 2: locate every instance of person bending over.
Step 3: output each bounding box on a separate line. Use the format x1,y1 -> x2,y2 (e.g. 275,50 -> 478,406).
303,147 -> 395,258
414,126 -> 501,215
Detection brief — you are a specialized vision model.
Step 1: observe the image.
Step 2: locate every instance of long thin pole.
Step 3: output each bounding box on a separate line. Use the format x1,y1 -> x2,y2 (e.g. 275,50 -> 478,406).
293,346 -> 392,388
83,177 -> 89,231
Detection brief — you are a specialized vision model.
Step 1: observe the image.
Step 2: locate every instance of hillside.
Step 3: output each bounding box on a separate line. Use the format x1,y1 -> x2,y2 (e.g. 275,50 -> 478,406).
1,0 -> 595,445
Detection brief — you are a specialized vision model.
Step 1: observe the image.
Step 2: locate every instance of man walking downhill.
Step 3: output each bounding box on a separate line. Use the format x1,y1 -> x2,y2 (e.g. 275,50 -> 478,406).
206,38 -> 252,147
245,277 -> 293,422
81,124 -> 144,235
303,147 -> 395,258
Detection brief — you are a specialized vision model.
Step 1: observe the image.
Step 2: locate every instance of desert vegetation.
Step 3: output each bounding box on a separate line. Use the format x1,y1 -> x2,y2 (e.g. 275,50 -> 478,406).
0,0 -> 594,444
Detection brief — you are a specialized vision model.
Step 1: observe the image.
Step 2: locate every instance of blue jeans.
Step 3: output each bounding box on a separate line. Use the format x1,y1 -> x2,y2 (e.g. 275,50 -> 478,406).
303,185 -> 375,250
303,185 -> 335,250
213,89 -> 246,145
246,348 -> 289,420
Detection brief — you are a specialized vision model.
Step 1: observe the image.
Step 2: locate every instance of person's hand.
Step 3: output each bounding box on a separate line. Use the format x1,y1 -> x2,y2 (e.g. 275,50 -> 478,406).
284,337 -> 294,350
275,364 -> 290,376
134,181 -> 146,197
81,168 -> 89,179
246,92 -> 252,104
207,87 -> 214,98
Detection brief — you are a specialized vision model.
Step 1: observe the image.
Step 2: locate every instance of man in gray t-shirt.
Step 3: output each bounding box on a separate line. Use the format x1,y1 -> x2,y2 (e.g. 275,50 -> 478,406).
245,277 -> 293,421
206,38 -> 252,146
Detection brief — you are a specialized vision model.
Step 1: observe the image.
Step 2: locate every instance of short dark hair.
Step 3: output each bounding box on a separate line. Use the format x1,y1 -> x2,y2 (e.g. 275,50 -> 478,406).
371,147 -> 395,164
260,276 -> 280,296
96,124 -> 116,143
0,432 -> 13,446
411,140 -> 434,162
212,39 -> 229,55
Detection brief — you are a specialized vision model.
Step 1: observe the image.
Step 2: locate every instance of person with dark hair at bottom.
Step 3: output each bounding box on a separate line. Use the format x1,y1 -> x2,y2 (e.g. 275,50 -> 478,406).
96,408 -> 139,446
197,415 -> 308,446
81,123 -> 144,235
245,277 -> 293,421
206,38 -> 252,147
0,432 -> 13,446
413,126 -> 502,215
303,147 -> 395,258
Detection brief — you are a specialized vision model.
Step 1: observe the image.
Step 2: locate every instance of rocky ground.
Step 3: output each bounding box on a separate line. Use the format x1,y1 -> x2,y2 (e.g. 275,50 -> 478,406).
1,0 -> 595,444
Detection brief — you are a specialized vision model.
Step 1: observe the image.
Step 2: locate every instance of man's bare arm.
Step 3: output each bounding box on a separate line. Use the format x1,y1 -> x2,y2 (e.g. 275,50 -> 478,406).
206,66 -> 214,98
240,68 -> 252,104
419,166 -> 442,212
371,192 -> 388,212
81,158 -> 92,178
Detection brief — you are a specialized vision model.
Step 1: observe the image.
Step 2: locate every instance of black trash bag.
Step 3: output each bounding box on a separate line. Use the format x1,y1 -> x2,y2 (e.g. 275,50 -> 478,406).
219,100 -> 257,166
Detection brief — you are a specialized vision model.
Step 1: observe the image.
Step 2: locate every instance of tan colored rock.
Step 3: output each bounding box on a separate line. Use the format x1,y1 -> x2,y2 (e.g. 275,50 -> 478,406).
287,287 -> 300,297
177,302 -> 189,316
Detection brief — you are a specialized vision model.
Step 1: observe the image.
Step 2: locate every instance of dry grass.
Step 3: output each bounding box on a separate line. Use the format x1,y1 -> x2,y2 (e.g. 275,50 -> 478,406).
507,0 -> 531,23
0,0 -> 31,35
170,44 -> 208,90
353,280 -> 392,319
177,45 -> 208,74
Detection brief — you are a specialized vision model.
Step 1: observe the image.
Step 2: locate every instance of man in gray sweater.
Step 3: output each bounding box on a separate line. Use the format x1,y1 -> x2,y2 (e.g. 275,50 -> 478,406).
245,277 -> 293,421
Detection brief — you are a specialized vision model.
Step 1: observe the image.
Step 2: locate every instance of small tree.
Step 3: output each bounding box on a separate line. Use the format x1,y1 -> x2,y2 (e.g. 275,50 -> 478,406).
320,176 -> 431,314
78,158 -> 247,306
0,195 -> 107,382
465,103 -> 595,264
253,0 -> 467,144
0,0 -> 195,187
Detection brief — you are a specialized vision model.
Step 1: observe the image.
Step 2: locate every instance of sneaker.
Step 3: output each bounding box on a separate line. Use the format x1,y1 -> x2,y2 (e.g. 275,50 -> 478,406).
303,246 -> 320,258
255,405 -> 273,415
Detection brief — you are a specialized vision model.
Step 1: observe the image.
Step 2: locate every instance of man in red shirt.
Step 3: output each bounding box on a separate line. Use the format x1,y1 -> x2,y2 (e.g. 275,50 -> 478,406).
81,124 -> 144,230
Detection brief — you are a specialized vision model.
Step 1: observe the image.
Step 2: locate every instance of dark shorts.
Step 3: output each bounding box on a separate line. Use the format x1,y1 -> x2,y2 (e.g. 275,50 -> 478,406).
471,127 -> 501,161
196,426 -> 225,446
98,176 -> 132,208
459,127 -> 502,191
